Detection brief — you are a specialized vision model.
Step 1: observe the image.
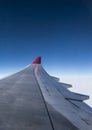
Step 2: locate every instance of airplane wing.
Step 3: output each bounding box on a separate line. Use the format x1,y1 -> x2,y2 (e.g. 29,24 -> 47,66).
0,57 -> 92,130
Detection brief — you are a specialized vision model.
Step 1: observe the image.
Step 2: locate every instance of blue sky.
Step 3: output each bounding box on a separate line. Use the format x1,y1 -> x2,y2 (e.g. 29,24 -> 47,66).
0,0 -> 92,106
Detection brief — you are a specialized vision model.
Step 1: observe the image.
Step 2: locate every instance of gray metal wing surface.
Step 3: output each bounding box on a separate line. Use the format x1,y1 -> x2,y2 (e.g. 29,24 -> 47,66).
0,59 -> 92,130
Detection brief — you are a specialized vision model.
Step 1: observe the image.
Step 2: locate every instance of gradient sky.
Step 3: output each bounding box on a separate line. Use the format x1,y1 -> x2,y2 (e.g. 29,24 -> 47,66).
0,0 -> 92,105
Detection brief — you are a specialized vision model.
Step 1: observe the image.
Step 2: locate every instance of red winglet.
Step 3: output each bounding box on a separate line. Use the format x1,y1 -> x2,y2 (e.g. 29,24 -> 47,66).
32,56 -> 41,64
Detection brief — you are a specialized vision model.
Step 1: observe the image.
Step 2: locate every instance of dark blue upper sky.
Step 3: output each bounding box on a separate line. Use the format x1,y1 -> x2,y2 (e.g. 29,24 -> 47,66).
0,0 -> 92,76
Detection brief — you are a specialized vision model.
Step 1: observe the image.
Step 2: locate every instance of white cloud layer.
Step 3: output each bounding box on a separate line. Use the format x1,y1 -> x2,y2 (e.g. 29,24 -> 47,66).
61,75 -> 92,107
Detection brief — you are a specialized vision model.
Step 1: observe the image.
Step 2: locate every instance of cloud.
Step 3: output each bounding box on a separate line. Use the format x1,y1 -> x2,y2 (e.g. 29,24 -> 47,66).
61,75 -> 92,107
0,73 -> 11,79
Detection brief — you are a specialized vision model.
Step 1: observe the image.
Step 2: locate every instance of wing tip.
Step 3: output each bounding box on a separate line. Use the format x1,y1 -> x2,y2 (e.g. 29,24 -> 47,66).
32,56 -> 41,64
